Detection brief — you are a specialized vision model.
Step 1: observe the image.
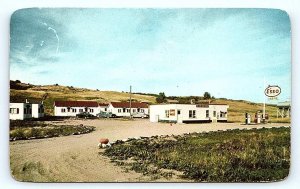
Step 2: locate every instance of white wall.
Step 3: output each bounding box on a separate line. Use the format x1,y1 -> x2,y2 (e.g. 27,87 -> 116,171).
150,104 -> 208,123
209,105 -> 229,121
99,106 -> 108,112
150,104 -> 228,123
54,106 -> 100,116
9,103 -> 24,120
32,104 -> 44,118
107,104 -> 148,117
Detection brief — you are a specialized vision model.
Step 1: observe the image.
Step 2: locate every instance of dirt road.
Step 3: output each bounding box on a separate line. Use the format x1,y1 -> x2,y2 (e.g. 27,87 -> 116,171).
9,119 -> 289,182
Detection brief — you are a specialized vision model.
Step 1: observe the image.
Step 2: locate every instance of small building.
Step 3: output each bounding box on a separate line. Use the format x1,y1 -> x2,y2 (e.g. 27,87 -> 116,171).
9,99 -> 44,120
277,101 -> 291,118
54,101 -> 99,116
149,103 -> 229,123
107,102 -> 149,117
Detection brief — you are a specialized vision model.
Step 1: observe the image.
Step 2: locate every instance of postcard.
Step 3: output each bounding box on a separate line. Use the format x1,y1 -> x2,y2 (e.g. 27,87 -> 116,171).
9,8 -> 291,182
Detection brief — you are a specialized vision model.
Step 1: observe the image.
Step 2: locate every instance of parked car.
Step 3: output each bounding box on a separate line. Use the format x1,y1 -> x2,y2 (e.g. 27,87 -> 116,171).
132,112 -> 149,118
96,112 -> 116,118
76,112 -> 95,119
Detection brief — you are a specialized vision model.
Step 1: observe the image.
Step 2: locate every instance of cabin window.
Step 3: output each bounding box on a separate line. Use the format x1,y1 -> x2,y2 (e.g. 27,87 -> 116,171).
118,109 -> 122,113
220,111 -> 227,118
90,109 -> 94,113
206,110 -> 209,118
189,110 -> 196,118
79,109 -> 83,113
61,108 -> 66,113
170,109 -> 175,116
177,110 -> 181,115
67,107 -> 71,112
104,108 -> 107,111
10,108 -> 19,114
213,111 -> 216,117
165,110 -> 170,118
72,109 -> 77,113
133,109 -> 136,113
141,109 -> 144,113
127,109 -> 130,113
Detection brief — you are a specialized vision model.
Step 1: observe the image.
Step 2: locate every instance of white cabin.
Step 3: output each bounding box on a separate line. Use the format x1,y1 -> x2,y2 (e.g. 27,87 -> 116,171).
54,101 -> 100,116
149,103 -> 229,123
107,102 -> 149,117
9,100 -> 44,120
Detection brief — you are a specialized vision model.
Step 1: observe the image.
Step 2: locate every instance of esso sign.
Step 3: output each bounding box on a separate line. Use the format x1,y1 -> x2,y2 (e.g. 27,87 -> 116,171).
264,85 -> 281,97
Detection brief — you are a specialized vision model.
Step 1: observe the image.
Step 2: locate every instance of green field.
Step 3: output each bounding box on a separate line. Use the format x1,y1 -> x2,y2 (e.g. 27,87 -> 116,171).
103,127 -> 290,182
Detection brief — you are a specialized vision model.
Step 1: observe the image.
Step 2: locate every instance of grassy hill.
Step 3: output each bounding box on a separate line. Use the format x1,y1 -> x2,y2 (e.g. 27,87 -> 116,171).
10,80 -> 156,115
10,80 -> 289,123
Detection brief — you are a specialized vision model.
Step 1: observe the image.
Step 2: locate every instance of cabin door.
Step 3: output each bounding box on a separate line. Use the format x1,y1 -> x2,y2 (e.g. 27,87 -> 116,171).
177,109 -> 183,123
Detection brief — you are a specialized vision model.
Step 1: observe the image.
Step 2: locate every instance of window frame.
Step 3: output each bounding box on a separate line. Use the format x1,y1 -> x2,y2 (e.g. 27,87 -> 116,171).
165,110 -> 170,118
189,110 -> 196,118
206,110 -> 209,118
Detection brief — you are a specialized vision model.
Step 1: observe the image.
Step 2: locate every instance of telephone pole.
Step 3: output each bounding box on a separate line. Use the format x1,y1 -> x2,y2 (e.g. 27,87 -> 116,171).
129,85 -> 132,118
263,77 -> 266,123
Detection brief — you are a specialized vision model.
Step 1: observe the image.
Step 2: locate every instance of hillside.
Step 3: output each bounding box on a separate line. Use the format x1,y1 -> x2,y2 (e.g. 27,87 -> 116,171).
10,80 -> 288,123
10,80 -> 156,115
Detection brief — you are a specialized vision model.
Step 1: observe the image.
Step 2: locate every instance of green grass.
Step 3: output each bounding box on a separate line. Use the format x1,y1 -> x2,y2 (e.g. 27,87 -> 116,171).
103,127 -> 290,182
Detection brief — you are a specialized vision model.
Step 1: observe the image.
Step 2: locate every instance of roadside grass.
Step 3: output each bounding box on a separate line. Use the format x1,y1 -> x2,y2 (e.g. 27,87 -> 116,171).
10,120 -> 95,141
103,127 -> 290,182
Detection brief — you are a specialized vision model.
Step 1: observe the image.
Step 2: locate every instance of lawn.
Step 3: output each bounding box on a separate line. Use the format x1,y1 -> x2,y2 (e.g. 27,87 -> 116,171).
103,127 -> 290,182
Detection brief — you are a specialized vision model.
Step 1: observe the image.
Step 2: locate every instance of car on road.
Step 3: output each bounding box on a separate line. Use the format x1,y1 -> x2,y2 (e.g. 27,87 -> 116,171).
132,112 -> 149,118
76,112 -> 96,119
96,112 -> 116,118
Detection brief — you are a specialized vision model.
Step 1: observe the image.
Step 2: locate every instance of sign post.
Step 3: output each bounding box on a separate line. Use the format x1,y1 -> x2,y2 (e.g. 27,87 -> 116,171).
264,85 -> 281,123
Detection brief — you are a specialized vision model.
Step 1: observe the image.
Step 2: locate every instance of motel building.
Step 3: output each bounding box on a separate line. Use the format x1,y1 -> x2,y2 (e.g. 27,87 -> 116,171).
149,103 -> 229,124
107,102 -> 149,117
9,99 -> 44,120
54,101 -> 101,116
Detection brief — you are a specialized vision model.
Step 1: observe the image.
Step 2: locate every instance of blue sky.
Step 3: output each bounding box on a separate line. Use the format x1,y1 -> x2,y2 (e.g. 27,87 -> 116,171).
10,8 -> 291,103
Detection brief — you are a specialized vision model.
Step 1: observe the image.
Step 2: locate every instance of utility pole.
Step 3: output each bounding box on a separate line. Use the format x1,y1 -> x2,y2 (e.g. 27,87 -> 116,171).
129,85 -> 132,118
263,77 -> 266,123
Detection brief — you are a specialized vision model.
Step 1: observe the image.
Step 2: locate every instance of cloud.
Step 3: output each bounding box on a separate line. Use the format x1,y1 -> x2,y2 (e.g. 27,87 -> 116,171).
9,8 -> 291,102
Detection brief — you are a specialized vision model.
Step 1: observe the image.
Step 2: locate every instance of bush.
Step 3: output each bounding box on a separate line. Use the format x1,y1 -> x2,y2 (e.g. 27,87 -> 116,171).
9,123 -> 95,141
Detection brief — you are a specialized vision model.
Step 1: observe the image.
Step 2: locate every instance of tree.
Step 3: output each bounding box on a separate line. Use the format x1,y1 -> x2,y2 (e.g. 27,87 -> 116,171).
203,92 -> 211,100
156,92 -> 167,103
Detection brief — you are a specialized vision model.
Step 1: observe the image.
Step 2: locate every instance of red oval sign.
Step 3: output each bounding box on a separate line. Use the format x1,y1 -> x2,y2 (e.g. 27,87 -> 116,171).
264,85 -> 281,97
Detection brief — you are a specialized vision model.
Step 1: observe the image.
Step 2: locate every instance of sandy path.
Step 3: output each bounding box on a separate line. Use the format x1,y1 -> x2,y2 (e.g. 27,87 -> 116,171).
9,119 -> 289,182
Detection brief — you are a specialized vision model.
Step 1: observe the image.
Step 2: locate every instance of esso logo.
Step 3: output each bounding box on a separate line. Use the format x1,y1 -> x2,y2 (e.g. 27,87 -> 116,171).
264,86 -> 281,97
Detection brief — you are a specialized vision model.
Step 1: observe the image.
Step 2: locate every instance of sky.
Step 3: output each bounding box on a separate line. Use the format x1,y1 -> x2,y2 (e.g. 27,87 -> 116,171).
10,8 -> 291,103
